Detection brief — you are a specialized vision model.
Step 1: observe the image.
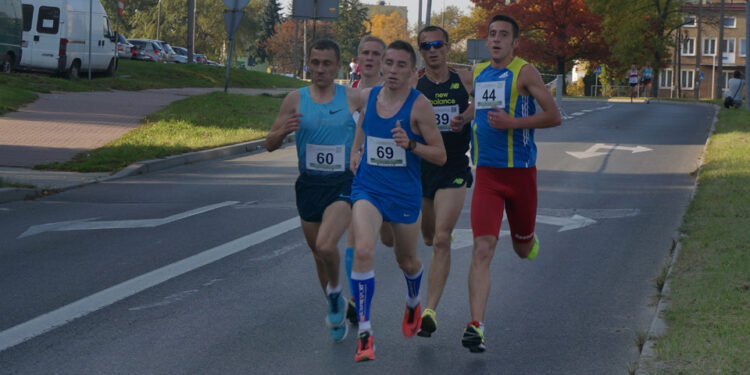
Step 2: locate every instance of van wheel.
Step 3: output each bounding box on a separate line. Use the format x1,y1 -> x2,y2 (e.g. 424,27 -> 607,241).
1,55 -> 12,74
104,58 -> 116,77
66,61 -> 80,79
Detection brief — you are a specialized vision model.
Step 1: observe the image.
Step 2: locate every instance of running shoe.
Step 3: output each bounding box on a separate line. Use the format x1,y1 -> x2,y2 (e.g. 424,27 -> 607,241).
401,303 -> 422,337
346,297 -> 358,326
461,321 -> 486,353
417,308 -> 437,337
527,235 -> 539,260
354,331 -> 375,362
326,292 -> 348,342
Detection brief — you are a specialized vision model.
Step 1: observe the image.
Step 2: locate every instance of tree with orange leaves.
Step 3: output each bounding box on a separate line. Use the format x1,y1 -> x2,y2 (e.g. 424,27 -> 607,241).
472,0 -> 610,92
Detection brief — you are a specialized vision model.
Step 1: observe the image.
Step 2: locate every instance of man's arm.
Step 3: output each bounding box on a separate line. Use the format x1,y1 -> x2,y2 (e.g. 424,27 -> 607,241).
449,69 -> 475,132
487,64 -> 561,130
265,91 -> 302,152
349,89 -> 371,174
398,95 -> 446,166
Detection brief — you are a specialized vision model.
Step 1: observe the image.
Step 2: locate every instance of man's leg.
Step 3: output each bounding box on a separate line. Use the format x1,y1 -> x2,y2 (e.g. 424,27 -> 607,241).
300,220 -> 326,292
380,223 -> 395,247
419,187 -> 466,337
317,201 -> 352,341
391,221 -> 423,337
351,199 -> 382,362
421,197 -> 436,246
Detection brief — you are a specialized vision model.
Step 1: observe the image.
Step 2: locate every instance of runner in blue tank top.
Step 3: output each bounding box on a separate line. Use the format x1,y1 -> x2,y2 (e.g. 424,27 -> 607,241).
348,40 -> 446,363
265,39 -> 365,344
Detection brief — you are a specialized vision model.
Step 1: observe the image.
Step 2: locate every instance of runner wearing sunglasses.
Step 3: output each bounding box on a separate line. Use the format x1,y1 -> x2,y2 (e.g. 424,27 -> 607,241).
413,25 -> 475,339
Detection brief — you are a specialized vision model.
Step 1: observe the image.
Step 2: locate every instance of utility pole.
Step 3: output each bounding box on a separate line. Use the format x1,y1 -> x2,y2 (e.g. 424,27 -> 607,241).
716,0 -> 725,100
426,0 -> 432,26
746,0 -> 749,109
187,0 -> 194,64
156,0 -> 161,40
694,0 -> 702,100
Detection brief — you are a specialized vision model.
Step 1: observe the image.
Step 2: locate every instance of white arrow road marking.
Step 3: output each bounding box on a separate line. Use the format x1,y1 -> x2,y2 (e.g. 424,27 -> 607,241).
0,216 -> 301,353
566,143 -> 653,159
19,201 -> 240,238
450,214 -> 598,249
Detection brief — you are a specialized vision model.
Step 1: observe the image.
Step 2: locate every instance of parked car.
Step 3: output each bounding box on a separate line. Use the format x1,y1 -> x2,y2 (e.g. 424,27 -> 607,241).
128,38 -> 165,62
194,53 -> 207,64
1,0 -> 23,73
19,0 -> 117,78
116,33 -> 133,59
155,40 -> 181,63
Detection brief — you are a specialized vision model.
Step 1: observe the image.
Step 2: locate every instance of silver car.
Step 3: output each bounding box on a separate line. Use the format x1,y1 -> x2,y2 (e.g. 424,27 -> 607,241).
128,39 -> 166,63
116,33 -> 134,59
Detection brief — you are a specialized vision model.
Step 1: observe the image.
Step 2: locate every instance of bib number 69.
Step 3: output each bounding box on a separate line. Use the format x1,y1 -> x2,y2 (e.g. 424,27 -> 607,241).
377,146 -> 394,159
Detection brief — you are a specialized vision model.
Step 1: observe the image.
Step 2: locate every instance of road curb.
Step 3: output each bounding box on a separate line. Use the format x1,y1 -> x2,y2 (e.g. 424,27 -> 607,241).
634,103 -> 720,374
0,135 -> 295,203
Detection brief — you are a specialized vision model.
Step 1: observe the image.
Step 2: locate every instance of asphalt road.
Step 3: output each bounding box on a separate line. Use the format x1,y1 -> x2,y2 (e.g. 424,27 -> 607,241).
0,100 -> 715,374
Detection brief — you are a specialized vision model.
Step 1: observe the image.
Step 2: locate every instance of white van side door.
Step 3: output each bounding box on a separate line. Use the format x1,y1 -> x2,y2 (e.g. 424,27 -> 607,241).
19,3 -> 34,66
28,4 -> 62,70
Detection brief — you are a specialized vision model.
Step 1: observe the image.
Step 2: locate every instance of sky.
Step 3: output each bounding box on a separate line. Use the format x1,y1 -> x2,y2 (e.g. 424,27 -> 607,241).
278,0 -> 477,28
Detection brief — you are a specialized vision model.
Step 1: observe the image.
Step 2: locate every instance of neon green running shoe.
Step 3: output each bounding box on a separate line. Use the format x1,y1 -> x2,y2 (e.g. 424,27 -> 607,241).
527,235 -> 539,260
417,308 -> 437,337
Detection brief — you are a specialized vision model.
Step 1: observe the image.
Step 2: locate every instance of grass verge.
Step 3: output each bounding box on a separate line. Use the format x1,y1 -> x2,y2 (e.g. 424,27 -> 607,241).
654,107 -> 750,374
0,59 -> 305,115
35,91 -> 284,172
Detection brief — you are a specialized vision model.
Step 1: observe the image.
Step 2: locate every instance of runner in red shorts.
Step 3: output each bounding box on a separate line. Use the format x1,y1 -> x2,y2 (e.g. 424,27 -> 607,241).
461,14 -> 562,354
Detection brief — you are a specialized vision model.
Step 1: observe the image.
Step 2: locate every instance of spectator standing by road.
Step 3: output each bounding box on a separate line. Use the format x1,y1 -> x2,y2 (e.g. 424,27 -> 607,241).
724,71 -> 745,108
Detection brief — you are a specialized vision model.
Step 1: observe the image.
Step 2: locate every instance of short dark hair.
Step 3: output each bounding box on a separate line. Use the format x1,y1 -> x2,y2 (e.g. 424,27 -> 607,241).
308,39 -> 340,62
386,40 -> 416,67
734,70 -> 742,79
489,14 -> 519,39
418,25 -> 449,44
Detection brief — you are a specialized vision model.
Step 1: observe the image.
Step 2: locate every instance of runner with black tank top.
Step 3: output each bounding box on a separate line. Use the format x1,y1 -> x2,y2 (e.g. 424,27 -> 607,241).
413,25 -> 475,339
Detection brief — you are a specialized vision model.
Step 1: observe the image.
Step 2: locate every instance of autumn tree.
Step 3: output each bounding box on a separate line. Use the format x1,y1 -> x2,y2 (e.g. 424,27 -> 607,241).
264,19 -> 335,75
369,12 -> 411,44
257,0 -> 283,63
472,0 -> 610,93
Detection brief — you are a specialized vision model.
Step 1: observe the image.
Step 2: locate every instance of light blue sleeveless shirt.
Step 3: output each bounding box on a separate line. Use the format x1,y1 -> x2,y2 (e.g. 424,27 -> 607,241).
296,84 -> 356,175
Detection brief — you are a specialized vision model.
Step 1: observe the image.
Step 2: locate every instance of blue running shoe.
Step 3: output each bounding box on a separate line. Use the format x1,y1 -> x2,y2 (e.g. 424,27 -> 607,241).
326,292 -> 348,342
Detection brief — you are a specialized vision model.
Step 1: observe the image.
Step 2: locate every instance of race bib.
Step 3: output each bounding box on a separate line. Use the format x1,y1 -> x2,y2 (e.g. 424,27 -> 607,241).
305,144 -> 345,172
366,136 -> 406,167
475,81 -> 506,110
434,105 -> 459,132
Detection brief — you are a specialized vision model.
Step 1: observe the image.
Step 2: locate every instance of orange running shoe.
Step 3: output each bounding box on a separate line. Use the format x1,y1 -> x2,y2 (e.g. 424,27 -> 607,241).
354,331 -> 375,362
401,303 -> 422,337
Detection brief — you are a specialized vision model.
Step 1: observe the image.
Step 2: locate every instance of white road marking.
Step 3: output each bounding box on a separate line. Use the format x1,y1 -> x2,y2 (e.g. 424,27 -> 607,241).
19,201 -> 240,238
566,143 -> 653,159
0,216 -> 301,353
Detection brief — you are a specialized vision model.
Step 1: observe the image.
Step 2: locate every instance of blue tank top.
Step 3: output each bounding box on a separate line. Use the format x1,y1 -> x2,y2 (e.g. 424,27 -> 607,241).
296,84 -> 356,175
472,57 -> 538,168
353,86 -> 425,202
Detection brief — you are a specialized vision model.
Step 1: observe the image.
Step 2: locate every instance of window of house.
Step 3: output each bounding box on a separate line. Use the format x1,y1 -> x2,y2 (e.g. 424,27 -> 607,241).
684,15 -> 696,27
722,38 -> 735,54
681,38 -> 695,56
703,38 -> 716,56
723,17 -> 736,28
740,38 -> 746,57
660,69 -> 673,89
681,69 -> 694,90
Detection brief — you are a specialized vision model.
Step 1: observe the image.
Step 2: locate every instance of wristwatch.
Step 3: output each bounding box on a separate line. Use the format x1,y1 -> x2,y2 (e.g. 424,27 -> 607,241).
408,139 -> 417,151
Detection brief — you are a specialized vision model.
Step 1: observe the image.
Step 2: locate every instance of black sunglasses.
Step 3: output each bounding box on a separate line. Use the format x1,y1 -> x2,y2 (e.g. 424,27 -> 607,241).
419,41 -> 445,50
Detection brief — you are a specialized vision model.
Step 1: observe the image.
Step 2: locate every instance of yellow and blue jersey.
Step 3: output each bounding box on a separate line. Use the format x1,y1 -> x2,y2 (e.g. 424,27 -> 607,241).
471,57 -> 537,168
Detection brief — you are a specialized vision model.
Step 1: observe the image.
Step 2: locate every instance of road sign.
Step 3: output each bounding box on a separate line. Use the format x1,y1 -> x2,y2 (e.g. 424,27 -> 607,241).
223,9 -> 244,37
292,0 -> 339,20
594,66 -> 602,75
222,0 -> 249,9
467,39 -> 490,61
699,71 -> 704,82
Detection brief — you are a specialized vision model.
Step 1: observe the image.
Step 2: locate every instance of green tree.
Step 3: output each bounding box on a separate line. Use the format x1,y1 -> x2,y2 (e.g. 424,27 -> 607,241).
335,0 -> 370,64
257,0 -> 282,63
587,0 -> 688,95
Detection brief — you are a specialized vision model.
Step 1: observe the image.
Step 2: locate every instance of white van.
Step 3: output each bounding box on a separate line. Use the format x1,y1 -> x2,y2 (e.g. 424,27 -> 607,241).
19,0 -> 116,78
